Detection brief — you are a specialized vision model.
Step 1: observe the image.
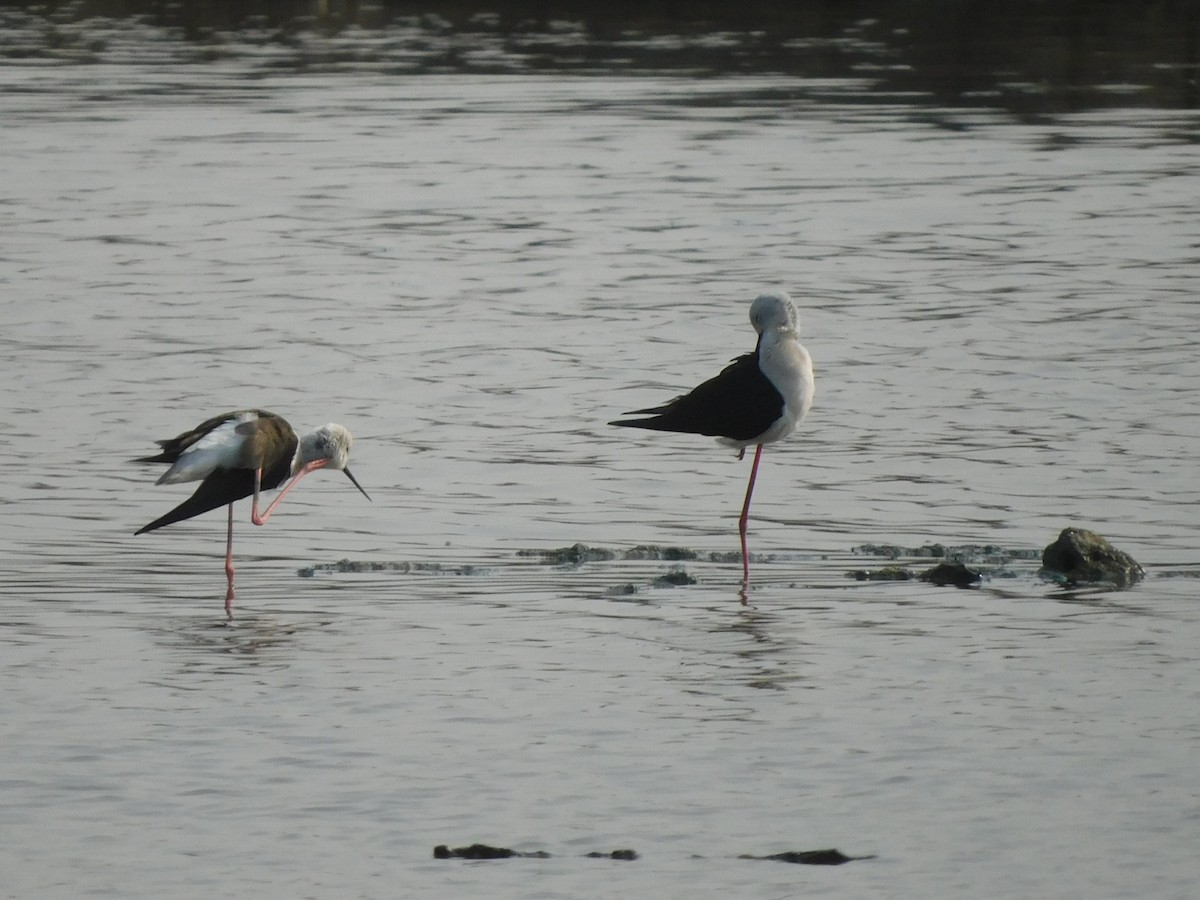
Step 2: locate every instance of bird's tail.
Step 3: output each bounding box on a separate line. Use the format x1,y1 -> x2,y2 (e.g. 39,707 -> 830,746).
608,414 -> 687,432
135,494 -> 220,535
132,453 -> 170,465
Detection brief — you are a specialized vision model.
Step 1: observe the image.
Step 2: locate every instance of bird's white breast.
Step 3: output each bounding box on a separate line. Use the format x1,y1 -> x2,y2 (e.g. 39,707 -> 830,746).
755,326 -> 815,445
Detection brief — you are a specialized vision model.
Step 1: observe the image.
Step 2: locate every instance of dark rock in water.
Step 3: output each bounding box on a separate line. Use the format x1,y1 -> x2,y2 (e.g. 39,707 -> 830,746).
853,543 -> 904,559
739,848 -> 870,865
585,849 -> 639,860
659,547 -> 698,561
848,566 -> 914,581
706,550 -> 745,564
653,568 -> 697,586
606,583 -> 638,596
435,842 -> 867,865
920,561 -> 982,588
434,843 -> 513,859
433,843 -> 548,860
1041,527 -> 1144,587
434,843 -> 636,860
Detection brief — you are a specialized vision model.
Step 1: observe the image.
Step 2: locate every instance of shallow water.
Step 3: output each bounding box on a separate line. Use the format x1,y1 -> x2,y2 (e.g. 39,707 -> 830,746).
2,14 -> 1200,900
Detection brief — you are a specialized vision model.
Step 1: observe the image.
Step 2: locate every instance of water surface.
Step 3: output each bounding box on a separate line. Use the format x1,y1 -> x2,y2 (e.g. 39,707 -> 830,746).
2,13 -> 1199,900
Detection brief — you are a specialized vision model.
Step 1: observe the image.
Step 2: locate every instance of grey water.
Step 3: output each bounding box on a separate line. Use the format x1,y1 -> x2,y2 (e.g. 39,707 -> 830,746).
2,7 -> 1199,898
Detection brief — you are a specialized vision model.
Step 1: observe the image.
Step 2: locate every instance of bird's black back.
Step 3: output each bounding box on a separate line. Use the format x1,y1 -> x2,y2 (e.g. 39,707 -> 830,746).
609,350 -> 784,442
133,409 -> 279,465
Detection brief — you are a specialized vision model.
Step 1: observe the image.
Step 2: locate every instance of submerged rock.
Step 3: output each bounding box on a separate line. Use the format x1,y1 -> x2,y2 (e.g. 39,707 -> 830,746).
919,561 -> 982,588
519,544 -> 703,563
623,545 -> 698,561
1040,527 -> 1144,587
606,583 -> 639,596
847,566 -> 914,581
517,544 -> 617,564
653,568 -> 697,587
433,843 -> 636,861
433,843 -> 548,860
433,842 -> 874,866
706,550 -> 746,564
739,848 -> 871,865
585,849 -> 638,860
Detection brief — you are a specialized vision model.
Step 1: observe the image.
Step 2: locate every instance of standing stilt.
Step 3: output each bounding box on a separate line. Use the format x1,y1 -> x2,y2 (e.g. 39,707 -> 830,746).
610,292 -> 815,597
135,409 -> 371,616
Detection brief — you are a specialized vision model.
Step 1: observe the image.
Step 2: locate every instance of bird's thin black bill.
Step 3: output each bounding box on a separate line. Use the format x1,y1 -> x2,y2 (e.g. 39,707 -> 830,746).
344,467 -> 371,501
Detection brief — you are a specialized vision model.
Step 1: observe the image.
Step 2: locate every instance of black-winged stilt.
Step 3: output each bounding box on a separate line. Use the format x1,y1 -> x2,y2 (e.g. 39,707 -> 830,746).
610,292 -> 815,599
135,409 -> 370,616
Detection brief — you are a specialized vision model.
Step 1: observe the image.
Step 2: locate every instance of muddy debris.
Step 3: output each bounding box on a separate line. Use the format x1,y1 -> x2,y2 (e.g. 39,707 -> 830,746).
519,543 -> 701,564
854,543 -> 1040,564
297,559 -> 483,577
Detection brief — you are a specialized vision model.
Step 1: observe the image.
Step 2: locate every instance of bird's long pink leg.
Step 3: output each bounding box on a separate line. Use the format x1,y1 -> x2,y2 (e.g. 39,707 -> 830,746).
224,502 -> 236,617
738,444 -> 764,602
251,460 -> 327,526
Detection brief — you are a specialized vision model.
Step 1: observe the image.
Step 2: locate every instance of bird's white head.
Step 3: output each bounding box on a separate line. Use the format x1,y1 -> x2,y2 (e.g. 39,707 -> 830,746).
749,291 -> 798,335
295,423 -> 371,501
297,423 -> 354,471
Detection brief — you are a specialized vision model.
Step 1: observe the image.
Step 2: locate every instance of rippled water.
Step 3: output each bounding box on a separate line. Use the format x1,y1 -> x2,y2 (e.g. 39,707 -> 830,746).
2,18 -> 1200,900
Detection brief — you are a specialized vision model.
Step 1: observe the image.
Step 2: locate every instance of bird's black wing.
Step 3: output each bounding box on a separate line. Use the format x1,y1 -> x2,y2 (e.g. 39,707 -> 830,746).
609,351 -> 783,443
135,426 -> 297,534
